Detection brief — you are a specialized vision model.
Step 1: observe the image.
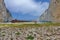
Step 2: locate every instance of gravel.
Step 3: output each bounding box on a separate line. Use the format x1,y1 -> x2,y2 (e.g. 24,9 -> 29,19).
0,26 -> 60,40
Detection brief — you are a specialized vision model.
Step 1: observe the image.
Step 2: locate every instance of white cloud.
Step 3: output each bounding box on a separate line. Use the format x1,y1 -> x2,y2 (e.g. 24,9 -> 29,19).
4,0 -> 49,16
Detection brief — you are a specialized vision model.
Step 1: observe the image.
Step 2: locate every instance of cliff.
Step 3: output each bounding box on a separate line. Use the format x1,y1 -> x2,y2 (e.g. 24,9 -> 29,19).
0,0 -> 12,22
40,0 -> 60,22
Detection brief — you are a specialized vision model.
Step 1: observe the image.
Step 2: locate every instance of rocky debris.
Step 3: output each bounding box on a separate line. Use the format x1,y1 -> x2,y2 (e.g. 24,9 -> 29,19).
0,26 -> 60,40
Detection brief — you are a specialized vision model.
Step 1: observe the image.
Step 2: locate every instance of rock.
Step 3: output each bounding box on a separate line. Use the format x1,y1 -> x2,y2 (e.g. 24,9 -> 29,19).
40,0 -> 60,22
0,0 -> 12,22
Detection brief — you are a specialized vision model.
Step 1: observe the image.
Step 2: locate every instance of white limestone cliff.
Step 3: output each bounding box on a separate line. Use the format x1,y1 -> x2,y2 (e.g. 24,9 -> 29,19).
40,0 -> 60,22
0,0 -> 12,22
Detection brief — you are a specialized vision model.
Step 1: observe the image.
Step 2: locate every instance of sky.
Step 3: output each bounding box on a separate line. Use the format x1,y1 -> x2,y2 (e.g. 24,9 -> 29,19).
4,0 -> 50,21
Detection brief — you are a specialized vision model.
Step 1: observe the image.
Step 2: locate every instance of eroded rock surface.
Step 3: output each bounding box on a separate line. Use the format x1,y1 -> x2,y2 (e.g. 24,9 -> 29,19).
0,0 -> 12,22
40,0 -> 60,22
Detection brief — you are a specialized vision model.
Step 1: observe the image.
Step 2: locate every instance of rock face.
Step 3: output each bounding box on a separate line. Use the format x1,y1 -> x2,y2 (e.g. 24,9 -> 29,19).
40,9 -> 52,22
40,0 -> 60,22
0,0 -> 12,22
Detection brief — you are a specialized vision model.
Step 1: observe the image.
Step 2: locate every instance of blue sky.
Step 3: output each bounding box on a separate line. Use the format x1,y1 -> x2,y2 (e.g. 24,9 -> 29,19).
4,0 -> 50,21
